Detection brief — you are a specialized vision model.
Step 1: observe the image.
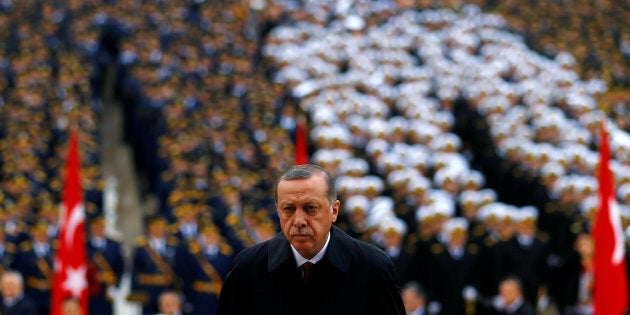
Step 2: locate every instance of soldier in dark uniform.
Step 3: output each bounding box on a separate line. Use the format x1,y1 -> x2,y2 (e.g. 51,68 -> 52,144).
427,217 -> 482,315
546,192 -> 592,311
178,224 -> 233,315
15,221 -> 55,315
495,206 -> 551,308
386,169 -> 418,235
462,195 -> 502,310
127,215 -> 181,315
376,217 -> 414,285
400,176 -> 432,235
169,204 -> 199,243
2,204 -> 30,246
335,194 -> 372,241
86,216 -> 125,315
0,225 -> 17,275
406,206 -> 442,291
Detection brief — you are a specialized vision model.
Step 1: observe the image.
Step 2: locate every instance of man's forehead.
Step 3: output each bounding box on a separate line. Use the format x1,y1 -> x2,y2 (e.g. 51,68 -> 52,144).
279,174 -> 327,188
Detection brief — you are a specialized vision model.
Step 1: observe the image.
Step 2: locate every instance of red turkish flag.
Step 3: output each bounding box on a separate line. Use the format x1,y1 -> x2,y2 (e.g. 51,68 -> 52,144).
52,130 -> 89,315
295,114 -> 308,165
592,121 -> 628,315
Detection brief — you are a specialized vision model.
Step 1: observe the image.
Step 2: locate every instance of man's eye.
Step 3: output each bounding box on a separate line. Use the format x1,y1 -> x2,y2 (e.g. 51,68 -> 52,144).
282,208 -> 295,215
305,206 -> 319,215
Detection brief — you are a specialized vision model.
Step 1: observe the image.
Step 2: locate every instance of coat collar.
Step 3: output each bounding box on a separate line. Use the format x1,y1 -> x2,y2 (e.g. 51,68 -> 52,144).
268,225 -> 351,273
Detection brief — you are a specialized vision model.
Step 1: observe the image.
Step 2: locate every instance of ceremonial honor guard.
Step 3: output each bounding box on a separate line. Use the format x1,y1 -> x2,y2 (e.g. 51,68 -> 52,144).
169,204 -> 199,243
0,226 -> 17,275
16,221 -> 55,315
428,218 -> 481,315
179,224 -> 233,315
87,216 -> 125,315
127,215 -> 181,315
496,207 -> 551,307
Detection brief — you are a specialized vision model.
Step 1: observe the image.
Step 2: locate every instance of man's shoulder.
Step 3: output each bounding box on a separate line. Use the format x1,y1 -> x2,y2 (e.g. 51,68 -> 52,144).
332,226 -> 391,266
232,235 -> 277,267
236,240 -> 270,258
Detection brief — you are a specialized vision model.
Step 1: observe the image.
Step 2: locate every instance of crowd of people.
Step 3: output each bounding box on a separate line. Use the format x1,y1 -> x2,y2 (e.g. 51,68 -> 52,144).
259,1 -> 630,315
474,0 -> 630,136
0,0 -> 630,315
0,1 -> 108,315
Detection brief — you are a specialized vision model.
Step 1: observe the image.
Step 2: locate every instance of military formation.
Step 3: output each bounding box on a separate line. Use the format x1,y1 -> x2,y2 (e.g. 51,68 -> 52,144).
1,0 -> 630,315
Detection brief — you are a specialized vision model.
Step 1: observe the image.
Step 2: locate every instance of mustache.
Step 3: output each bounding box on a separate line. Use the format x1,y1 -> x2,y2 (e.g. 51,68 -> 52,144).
290,227 -> 313,236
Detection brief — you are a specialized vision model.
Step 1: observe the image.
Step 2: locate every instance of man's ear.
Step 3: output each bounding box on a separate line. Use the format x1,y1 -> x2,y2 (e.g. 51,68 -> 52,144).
331,200 -> 340,222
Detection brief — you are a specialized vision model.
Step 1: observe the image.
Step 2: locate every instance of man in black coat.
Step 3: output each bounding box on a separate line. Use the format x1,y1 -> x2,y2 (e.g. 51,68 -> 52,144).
217,164 -> 405,315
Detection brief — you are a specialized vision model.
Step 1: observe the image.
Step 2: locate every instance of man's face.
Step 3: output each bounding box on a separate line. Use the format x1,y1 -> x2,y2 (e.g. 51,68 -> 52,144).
1,275 -> 21,299
159,293 -> 181,314
449,230 -> 467,248
277,174 -> 339,259
61,299 -> 80,315
402,289 -> 423,313
148,221 -> 167,239
499,280 -> 520,305
90,221 -> 105,237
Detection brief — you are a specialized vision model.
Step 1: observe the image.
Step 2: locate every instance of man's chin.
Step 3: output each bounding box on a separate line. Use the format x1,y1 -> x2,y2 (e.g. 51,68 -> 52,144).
291,240 -> 314,253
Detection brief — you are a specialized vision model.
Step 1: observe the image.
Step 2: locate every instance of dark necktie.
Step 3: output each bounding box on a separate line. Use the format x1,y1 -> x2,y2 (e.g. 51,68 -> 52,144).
300,262 -> 314,284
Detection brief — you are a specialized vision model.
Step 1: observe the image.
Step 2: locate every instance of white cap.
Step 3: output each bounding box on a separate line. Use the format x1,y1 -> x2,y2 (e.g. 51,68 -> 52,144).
345,195 -> 370,213
515,206 -> 538,222
407,176 -> 431,193
338,158 -> 370,176
379,217 -> 408,236
441,217 -> 469,242
366,196 -> 395,227
618,182 -> 630,201
433,166 -> 462,187
461,169 -> 485,187
458,190 -> 481,206
387,168 -> 420,187
579,195 -> 598,215
344,15 -> 365,31
416,205 -> 436,222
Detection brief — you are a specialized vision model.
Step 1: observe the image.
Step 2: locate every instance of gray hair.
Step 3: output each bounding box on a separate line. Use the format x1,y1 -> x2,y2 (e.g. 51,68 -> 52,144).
275,164 -> 337,204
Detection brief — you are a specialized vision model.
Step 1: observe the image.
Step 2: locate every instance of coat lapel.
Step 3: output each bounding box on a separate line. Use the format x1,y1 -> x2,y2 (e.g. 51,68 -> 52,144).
324,226 -> 351,273
268,232 -> 293,273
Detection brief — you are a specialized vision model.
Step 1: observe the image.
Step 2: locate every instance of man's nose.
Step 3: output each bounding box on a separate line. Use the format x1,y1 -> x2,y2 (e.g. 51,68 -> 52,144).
293,209 -> 308,227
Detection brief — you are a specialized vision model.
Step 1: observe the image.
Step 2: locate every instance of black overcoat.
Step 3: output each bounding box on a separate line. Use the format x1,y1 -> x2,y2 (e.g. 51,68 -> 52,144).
217,225 -> 405,315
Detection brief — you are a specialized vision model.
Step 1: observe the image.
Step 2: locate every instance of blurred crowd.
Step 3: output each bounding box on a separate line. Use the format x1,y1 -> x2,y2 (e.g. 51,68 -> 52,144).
0,1 -> 105,314
261,2 -> 630,315
1,0 -> 630,315
472,0 -> 630,134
